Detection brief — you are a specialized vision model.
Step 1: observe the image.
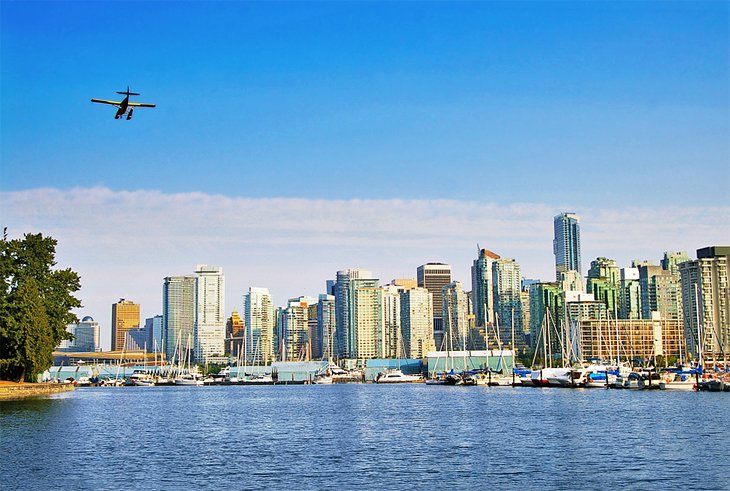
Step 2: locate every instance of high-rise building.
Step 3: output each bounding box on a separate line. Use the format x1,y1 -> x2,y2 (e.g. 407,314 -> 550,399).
111,298 -> 140,351
226,310 -> 245,358
350,277 -> 382,360
493,258 -> 524,349
417,263 -> 452,341
334,268 -> 373,358
442,281 -> 469,350
662,251 -> 690,276
553,212 -> 582,280
194,264 -> 225,363
163,276 -> 196,361
400,287 -> 435,359
638,264 -> 680,322
619,267 -> 641,320
244,287 -> 275,365
280,296 -> 317,361
381,284 -> 404,358
528,282 -> 564,352
58,316 -> 100,352
679,246 -> 730,361
145,315 -> 163,354
390,278 -> 417,289
472,249 -> 500,329
317,294 -> 336,360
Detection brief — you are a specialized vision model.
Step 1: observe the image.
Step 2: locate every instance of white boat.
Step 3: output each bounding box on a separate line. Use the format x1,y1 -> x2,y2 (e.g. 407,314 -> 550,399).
375,369 -> 423,384
314,362 -> 345,384
544,367 -> 573,387
240,374 -> 275,385
660,371 -> 697,391
131,370 -> 156,387
174,373 -> 204,386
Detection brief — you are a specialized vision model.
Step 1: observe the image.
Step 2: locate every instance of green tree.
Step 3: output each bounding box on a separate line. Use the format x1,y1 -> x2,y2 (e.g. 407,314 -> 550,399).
0,233 -> 81,382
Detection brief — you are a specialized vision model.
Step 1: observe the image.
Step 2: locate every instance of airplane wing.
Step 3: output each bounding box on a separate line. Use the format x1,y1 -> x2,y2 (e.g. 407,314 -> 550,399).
91,99 -> 121,106
127,102 -> 156,108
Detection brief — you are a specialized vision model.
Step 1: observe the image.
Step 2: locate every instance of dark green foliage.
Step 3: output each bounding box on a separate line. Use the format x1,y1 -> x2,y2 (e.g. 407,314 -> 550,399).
0,233 -> 81,382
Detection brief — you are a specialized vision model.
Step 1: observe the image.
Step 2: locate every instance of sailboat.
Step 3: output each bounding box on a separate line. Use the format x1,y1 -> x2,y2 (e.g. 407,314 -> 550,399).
174,334 -> 203,386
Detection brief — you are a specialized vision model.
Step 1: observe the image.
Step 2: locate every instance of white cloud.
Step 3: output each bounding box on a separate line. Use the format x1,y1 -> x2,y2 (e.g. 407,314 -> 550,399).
2,187 -> 728,350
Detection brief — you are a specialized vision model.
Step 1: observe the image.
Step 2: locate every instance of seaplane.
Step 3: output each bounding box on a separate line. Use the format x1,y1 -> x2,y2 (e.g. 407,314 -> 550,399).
91,87 -> 156,120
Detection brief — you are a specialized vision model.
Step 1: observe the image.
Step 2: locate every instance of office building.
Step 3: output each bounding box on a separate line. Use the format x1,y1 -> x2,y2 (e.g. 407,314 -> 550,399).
472,248 -> 500,329
493,258 -> 524,349
679,246 -> 730,361
194,264 -> 226,363
334,268 -> 373,359
163,276 -> 196,361
400,287 -> 435,359
244,287 -> 275,365
417,263 -> 452,341
226,310 -> 245,358
58,316 -> 100,352
442,281 -> 469,350
145,315 -> 163,353
553,212 -> 582,280
317,294 -> 336,360
619,267 -> 642,320
111,299 -> 140,351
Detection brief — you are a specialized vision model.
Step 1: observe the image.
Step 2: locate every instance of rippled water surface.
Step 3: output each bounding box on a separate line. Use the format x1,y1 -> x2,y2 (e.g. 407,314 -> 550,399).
2,385 -> 729,490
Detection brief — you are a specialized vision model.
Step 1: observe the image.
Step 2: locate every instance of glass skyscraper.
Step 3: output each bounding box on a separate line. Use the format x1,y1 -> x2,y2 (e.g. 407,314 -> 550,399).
553,212 -> 582,280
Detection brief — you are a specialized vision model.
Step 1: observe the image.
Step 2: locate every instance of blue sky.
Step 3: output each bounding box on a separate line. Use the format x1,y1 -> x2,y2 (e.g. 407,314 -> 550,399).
2,1 -> 728,204
2,2 -> 729,349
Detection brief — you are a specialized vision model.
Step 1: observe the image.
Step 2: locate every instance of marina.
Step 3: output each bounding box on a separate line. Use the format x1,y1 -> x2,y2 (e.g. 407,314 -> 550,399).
2,383 -> 729,490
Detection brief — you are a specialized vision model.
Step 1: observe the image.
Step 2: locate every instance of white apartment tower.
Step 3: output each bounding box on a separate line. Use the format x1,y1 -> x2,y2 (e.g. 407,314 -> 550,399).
400,287 -> 435,359
244,287 -> 275,365
194,264 -> 226,363
442,281 -> 469,351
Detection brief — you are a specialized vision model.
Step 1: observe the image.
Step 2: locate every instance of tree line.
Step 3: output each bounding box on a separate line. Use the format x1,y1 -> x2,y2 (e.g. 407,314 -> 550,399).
0,233 -> 81,382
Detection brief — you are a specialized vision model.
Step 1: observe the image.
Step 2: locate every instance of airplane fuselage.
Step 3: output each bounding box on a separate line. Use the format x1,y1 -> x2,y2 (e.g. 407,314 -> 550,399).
114,96 -> 130,119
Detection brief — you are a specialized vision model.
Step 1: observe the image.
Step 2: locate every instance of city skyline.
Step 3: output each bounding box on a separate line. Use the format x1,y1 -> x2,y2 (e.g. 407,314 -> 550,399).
2,2 -> 728,351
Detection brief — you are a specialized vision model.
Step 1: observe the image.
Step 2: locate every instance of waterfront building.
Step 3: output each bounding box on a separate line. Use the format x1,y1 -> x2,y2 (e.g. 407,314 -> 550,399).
442,281 -> 469,351
381,284 -> 404,358
280,296 -> 317,361
334,268 -> 373,358
528,282 -> 564,353
58,316 -> 100,352
400,287 -> 435,358
163,276 -> 196,361
226,310 -> 245,358
351,277 -> 382,360
559,270 -> 584,293
638,264 -> 681,322
553,212 -> 582,281
145,315 -> 163,353
520,288 -> 531,347
194,264 -> 226,364
579,314 -> 684,363
587,257 -> 620,314
125,327 -> 149,351
317,294 -> 336,360
307,302 -> 319,359
244,287 -> 275,365
417,263 -> 452,344
619,267 -> 642,320
662,251 -> 691,276
471,248 -> 500,329
679,246 -> 730,362
111,298 -> 140,351
390,278 -> 417,289
564,291 -> 606,361
492,258 -> 524,349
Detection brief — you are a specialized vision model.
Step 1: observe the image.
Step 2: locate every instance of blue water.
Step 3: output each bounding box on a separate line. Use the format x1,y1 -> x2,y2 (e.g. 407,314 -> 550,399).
2,385 -> 729,490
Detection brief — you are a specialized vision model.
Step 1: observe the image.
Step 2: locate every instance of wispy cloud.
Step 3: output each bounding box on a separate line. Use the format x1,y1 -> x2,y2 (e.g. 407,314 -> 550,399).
2,187 -> 728,349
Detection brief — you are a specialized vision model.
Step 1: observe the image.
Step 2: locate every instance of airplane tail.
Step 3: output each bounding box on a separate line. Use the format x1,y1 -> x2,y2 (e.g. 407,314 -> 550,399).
117,86 -> 140,96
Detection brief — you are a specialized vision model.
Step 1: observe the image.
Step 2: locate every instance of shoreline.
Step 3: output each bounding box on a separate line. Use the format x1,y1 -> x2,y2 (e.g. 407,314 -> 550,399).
0,381 -> 75,400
